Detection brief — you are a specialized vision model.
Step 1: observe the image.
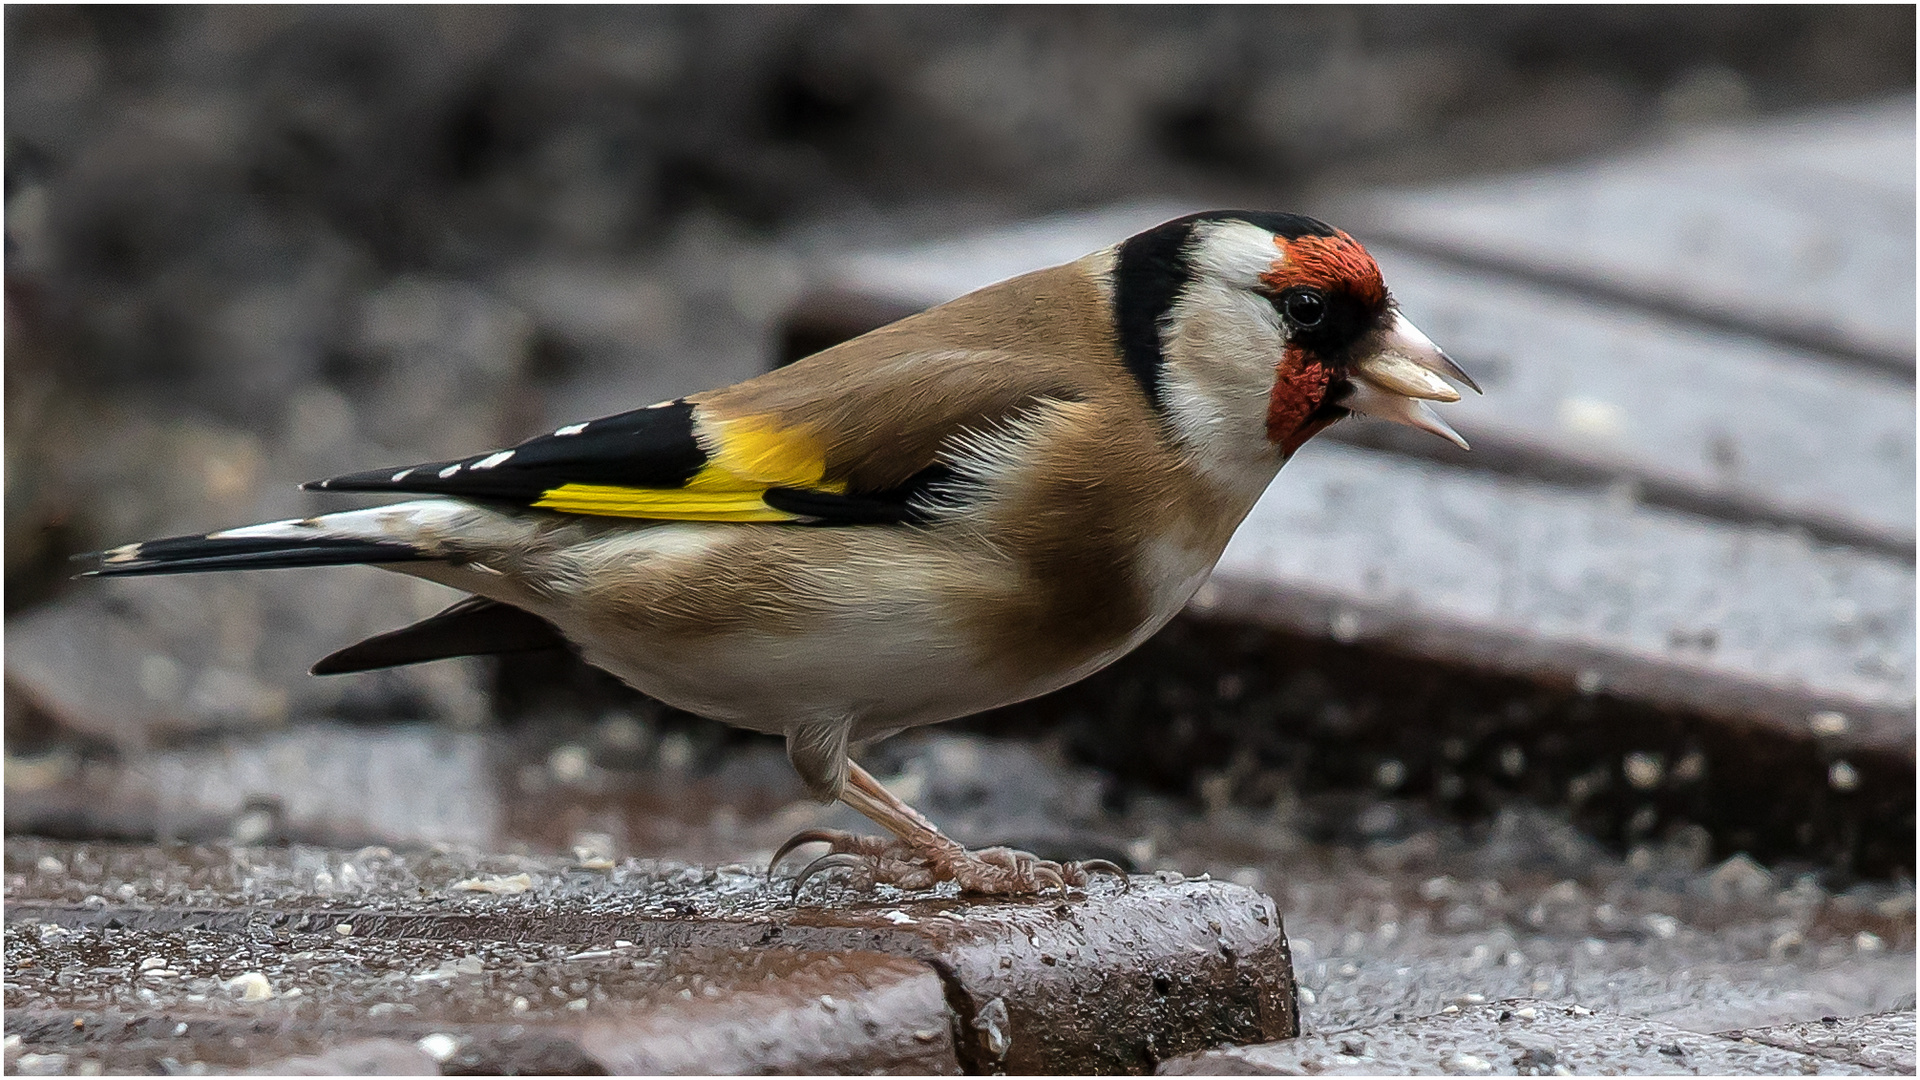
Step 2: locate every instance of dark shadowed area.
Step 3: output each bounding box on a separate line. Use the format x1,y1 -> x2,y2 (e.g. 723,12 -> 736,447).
5,7 -> 1914,1075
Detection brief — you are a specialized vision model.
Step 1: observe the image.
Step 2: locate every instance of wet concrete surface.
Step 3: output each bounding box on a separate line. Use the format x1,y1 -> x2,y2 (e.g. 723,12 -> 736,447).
3,838 -> 1294,1074
1115,793 -> 1914,1042
7,934 -> 956,1075
6,724 -> 1914,1073
1722,1010 -> 1918,1074
1158,999 -> 1910,1075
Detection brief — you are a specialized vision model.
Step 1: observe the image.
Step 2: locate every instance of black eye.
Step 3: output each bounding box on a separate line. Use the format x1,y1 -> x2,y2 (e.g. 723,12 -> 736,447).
1283,289 -> 1326,328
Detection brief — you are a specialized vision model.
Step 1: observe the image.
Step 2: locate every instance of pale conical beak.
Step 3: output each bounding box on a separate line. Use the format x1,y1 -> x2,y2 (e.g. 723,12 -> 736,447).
1345,312 -> 1479,450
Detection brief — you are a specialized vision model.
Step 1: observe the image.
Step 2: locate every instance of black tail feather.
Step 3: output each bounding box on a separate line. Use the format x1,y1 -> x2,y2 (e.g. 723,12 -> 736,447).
311,596 -> 569,675
81,532 -> 426,578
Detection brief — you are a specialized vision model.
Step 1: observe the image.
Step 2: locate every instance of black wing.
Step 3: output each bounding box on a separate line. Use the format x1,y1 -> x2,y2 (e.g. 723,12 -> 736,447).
305,399 -> 948,525
306,401 -> 708,504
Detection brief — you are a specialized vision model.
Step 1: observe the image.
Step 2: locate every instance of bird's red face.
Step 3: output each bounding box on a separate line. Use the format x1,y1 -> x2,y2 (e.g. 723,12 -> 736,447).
1111,211 -> 1475,461
1259,232 -> 1390,455
1257,230 -> 1474,454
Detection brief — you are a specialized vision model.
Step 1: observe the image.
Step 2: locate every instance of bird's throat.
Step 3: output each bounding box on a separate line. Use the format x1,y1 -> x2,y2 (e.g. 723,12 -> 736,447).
1268,345 -> 1335,455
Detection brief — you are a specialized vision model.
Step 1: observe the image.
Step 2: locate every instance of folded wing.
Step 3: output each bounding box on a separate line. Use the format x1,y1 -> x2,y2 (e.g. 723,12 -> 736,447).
306,262 -> 1127,525
307,399 -> 874,523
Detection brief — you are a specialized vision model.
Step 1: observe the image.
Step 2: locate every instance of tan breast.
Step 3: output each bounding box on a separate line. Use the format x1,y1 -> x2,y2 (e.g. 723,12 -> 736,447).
931,393 -> 1250,692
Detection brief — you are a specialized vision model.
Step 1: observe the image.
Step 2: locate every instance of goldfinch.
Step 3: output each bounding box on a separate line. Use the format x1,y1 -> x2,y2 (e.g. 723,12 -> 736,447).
86,210 -> 1475,895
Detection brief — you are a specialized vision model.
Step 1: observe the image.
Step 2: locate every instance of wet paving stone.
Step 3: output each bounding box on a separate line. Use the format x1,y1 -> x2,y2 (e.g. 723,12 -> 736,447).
1722,1010 -> 1917,1074
1158,998 -> 1907,1075
2,839 -> 1296,1074
5,941 -> 955,1075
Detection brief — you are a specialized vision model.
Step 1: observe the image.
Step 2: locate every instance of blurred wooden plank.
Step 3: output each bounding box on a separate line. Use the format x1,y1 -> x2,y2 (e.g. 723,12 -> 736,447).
1347,97 -> 1916,371
1370,245 -> 1915,553
824,202 -> 1193,307
1203,442 -> 1914,753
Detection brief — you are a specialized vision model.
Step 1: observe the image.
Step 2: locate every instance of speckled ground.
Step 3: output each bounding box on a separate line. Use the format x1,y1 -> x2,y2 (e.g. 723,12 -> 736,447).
8,728 -> 1909,1073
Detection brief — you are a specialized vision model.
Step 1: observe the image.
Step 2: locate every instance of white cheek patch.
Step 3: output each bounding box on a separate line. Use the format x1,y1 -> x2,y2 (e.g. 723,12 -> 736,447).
1164,280 -> 1287,406
1156,278 -> 1292,498
1187,219 -> 1285,289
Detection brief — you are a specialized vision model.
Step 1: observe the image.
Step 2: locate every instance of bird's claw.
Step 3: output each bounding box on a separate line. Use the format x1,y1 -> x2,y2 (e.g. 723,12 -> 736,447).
1032,863 -> 1065,895
1071,858 -> 1131,892
769,828 -> 1130,900
790,852 -> 874,901
769,828 -> 860,881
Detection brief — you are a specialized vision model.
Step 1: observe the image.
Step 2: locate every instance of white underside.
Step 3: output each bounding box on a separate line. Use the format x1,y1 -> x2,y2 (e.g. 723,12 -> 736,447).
386,510 -> 1229,744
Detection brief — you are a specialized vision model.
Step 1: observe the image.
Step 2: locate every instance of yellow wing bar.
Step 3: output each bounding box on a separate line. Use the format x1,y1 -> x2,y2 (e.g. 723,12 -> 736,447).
530,414 -> 849,522
531,483 -> 798,521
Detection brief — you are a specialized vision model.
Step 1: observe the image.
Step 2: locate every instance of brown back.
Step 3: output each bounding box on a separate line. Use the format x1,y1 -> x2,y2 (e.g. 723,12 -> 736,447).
695,261 -> 1143,493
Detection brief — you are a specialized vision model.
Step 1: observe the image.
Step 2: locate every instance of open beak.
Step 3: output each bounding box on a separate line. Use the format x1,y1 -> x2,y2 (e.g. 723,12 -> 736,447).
1344,312 -> 1480,450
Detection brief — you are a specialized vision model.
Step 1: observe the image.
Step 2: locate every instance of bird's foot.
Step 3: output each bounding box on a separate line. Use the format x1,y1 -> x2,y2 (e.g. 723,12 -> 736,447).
771,828 -> 1127,898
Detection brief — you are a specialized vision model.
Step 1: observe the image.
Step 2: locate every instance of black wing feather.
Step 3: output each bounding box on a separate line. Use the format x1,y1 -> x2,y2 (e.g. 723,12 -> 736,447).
305,399 -> 971,526
305,401 -> 706,503
84,533 -> 426,577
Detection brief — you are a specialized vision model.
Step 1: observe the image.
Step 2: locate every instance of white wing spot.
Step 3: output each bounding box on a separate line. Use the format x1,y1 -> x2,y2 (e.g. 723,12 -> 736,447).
646,400 -> 673,409
472,450 -> 515,470
437,463 -> 463,479
555,423 -> 589,436
208,518 -> 305,540
391,468 -> 414,483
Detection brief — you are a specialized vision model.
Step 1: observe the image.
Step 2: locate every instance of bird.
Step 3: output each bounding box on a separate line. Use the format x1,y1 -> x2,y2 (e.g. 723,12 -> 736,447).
84,210 -> 1476,896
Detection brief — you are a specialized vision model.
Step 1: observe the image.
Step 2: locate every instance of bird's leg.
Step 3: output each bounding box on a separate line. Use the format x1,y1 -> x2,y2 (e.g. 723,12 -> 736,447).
774,761 -> 1126,897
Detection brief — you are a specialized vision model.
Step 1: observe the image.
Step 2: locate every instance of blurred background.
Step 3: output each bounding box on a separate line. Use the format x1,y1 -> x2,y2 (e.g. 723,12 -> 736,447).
4,5 -> 1915,1041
